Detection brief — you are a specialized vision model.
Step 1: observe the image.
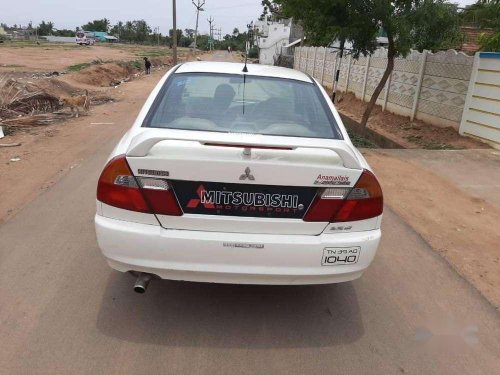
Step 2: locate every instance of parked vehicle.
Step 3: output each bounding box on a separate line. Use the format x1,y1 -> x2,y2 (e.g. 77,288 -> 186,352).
75,31 -> 95,45
94,61 -> 383,292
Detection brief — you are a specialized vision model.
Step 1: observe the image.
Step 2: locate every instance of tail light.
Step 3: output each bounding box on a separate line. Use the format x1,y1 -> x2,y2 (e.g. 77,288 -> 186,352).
304,169 -> 383,222
97,155 -> 182,216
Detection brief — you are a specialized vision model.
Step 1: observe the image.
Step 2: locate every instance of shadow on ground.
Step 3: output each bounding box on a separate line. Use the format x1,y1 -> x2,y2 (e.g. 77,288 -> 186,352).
96,271 -> 364,349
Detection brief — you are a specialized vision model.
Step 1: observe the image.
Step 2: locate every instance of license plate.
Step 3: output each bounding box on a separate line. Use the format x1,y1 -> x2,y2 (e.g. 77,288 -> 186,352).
321,247 -> 361,266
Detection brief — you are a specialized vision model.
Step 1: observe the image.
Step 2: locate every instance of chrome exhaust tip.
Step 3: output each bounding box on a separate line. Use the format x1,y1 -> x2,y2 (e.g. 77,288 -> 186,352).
133,272 -> 153,294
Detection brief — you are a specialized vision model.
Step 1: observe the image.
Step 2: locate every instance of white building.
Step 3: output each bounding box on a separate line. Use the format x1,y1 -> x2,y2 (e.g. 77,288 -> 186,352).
255,18 -> 302,65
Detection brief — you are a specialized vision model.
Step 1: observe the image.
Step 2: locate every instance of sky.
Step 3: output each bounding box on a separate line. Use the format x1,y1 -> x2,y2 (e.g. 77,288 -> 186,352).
0,0 -> 262,36
1,0 -> 479,36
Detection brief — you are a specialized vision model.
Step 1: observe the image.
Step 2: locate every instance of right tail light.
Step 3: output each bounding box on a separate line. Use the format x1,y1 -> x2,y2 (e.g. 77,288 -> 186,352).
304,169 -> 383,222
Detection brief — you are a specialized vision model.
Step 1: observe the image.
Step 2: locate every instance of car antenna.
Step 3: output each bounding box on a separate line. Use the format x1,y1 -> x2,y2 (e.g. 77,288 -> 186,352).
242,21 -> 253,73
242,74 -> 246,114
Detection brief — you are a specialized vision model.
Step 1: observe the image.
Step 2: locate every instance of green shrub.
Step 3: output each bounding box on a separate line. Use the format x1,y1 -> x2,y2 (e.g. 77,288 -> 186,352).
479,32 -> 500,52
247,46 -> 258,59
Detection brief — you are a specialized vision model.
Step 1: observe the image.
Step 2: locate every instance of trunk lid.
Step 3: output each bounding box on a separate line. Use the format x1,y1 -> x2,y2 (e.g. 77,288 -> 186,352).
126,132 -> 363,235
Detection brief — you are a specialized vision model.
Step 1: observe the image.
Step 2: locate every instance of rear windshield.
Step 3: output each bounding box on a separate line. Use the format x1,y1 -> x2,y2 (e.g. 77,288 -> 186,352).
143,72 -> 342,139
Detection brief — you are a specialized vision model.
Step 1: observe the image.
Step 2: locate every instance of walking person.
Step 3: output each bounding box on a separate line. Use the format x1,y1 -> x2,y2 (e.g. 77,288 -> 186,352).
144,57 -> 152,75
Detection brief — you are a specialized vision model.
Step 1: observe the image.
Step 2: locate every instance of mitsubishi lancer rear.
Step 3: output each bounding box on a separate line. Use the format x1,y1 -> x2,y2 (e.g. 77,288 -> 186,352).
94,61 -> 383,292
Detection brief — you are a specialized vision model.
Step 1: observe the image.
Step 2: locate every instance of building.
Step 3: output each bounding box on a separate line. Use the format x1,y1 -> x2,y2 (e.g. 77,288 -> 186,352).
254,18 -> 303,65
104,35 -> 118,43
459,26 -> 495,55
91,31 -> 108,42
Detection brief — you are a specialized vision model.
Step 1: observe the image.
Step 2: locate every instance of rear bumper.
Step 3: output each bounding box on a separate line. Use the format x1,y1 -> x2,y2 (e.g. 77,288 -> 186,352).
95,214 -> 381,285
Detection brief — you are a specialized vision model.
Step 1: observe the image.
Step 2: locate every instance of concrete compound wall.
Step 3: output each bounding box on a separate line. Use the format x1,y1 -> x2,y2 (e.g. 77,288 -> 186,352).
294,47 -> 475,131
459,52 -> 500,149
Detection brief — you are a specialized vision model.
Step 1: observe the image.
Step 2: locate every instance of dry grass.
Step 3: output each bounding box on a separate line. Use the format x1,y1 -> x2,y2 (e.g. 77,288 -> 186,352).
0,75 -> 60,122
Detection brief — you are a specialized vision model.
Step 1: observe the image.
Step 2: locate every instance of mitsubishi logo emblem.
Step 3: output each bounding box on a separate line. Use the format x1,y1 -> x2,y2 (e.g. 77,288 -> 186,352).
239,167 -> 255,181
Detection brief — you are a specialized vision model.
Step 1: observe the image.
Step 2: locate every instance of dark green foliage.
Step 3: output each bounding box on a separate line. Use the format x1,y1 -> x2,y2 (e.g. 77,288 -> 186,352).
248,46 -> 259,58
218,29 -> 250,51
81,19 -> 111,32
411,0 -> 463,52
478,32 -> 500,51
54,29 -> 76,37
109,20 -> 156,44
37,21 -> 54,36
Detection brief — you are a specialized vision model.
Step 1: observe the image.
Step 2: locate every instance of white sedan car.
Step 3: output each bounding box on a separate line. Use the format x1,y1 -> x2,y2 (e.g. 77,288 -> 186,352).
95,61 -> 383,293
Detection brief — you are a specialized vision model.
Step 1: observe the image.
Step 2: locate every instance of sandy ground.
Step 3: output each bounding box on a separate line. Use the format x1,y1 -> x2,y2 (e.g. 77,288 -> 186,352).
0,44 -> 138,72
335,93 -> 489,150
0,43 -> 195,75
0,67 -> 169,223
364,149 -> 500,309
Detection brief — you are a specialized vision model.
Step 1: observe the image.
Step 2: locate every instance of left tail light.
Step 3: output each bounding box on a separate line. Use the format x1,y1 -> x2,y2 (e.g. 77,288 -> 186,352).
97,155 -> 182,216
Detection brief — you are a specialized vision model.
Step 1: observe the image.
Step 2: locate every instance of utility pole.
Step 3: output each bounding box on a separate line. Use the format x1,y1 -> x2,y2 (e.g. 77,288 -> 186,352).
331,38 -> 345,103
172,0 -> 177,64
246,21 -> 254,53
207,16 -> 214,51
192,0 -> 205,49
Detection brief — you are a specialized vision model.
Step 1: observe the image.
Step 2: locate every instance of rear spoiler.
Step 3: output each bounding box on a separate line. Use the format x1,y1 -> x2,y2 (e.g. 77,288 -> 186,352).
126,129 -> 362,169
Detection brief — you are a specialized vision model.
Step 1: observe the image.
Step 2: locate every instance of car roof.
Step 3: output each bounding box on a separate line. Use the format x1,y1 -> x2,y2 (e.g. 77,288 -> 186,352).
175,61 -> 313,83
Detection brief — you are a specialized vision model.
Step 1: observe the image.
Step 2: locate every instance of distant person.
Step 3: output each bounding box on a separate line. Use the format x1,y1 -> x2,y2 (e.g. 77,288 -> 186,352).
144,57 -> 151,75
227,46 -> 231,54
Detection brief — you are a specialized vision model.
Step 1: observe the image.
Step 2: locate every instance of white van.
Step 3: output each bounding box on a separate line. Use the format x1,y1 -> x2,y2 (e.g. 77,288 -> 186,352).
76,31 -> 95,45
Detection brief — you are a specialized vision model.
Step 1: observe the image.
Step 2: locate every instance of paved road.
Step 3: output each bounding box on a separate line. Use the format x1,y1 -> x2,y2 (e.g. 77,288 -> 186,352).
1,56 -> 499,374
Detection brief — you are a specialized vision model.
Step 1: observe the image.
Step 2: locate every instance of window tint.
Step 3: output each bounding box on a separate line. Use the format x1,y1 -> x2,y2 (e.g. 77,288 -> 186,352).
144,73 -> 341,139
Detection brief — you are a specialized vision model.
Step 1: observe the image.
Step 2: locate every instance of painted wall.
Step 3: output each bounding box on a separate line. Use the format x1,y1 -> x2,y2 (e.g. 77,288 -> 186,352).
294,46 -> 474,130
459,52 -> 500,149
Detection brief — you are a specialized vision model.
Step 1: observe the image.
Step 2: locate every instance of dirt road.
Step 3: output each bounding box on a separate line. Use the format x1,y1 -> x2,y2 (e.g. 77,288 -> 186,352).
0,54 -> 499,374
0,69 -> 165,224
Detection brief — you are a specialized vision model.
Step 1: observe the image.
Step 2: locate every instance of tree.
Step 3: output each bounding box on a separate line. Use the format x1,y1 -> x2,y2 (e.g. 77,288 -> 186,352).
259,0 -> 282,20
218,30 -> 248,51
274,0 -> 462,127
108,20 -> 154,43
82,18 -> 110,32
461,0 -> 500,51
37,21 -> 54,36
109,21 -> 124,39
411,0 -> 462,51
184,28 -> 195,38
134,20 -> 151,42
169,29 -> 183,47
54,29 -> 76,37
